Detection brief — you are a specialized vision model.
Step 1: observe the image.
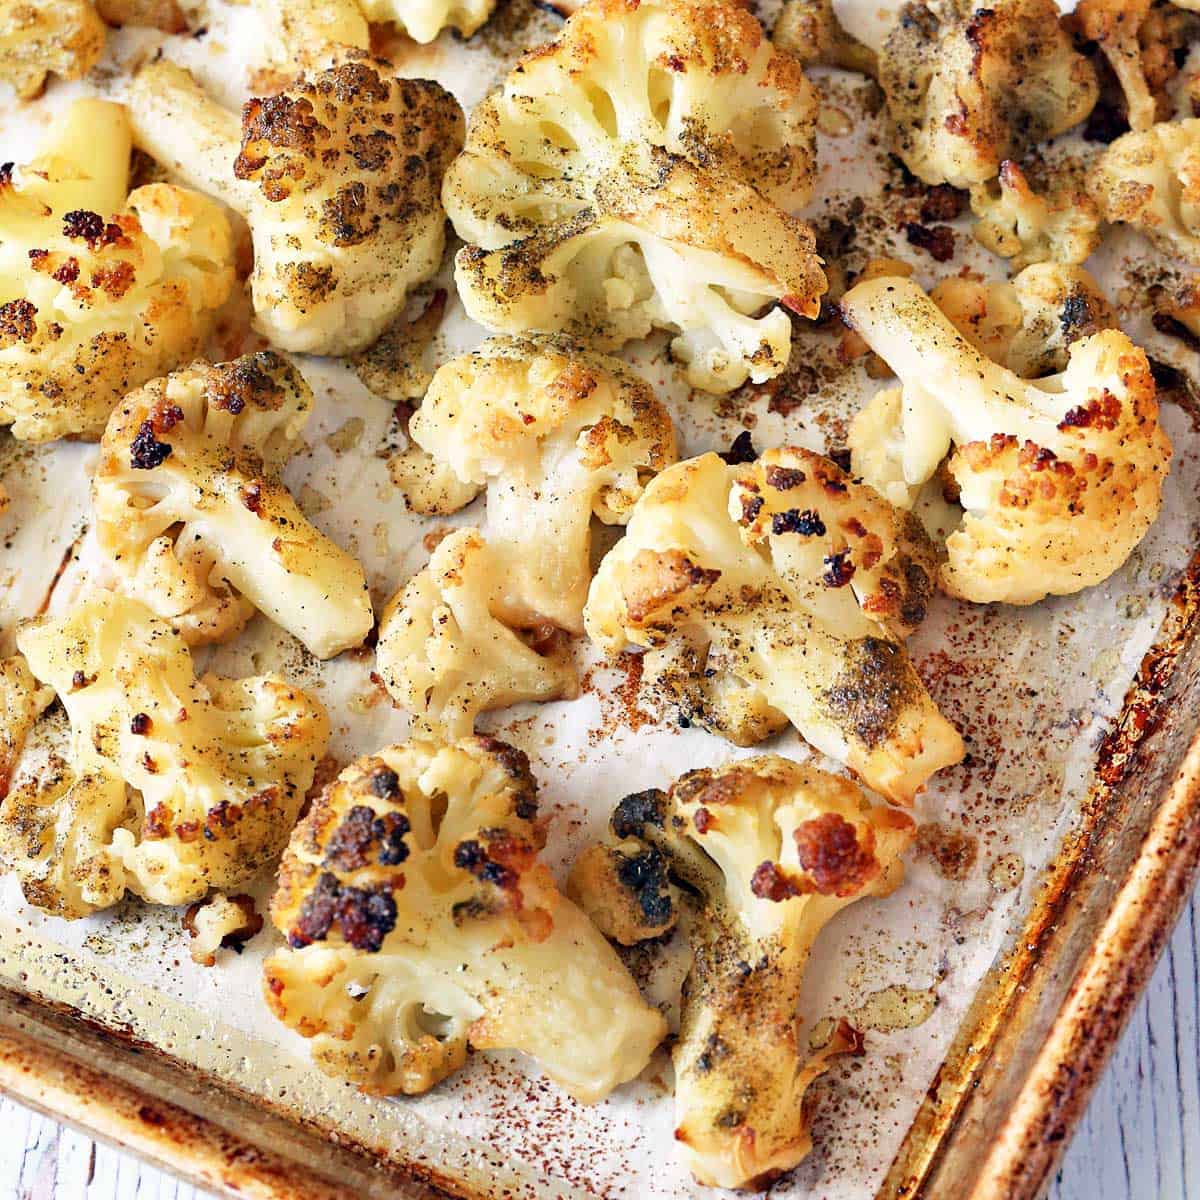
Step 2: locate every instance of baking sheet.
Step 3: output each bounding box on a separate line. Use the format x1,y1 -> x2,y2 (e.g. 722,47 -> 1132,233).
2,2 -> 1199,1197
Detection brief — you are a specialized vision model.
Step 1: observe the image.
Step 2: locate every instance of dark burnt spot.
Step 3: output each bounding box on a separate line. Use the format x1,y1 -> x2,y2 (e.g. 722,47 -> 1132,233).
823,637 -> 917,748
794,812 -> 878,896
205,351 -> 287,413
370,766 -> 400,798
71,670 -> 90,690
290,871 -> 397,952
321,182 -> 378,247
0,299 -> 37,344
740,493 -> 764,523
1058,389 -> 1121,431
453,839 -> 487,872
616,847 -> 675,929
324,804 -> 411,870
51,257 -> 80,285
750,860 -> 804,902
772,508 -> 826,537
719,430 -> 757,465
919,184 -> 965,223
1061,290 -> 1100,338
62,210 -> 127,249
904,221 -> 955,262
130,713 -> 152,735
235,95 -> 322,179
129,420 -> 172,470
612,788 -> 668,838
242,482 -> 263,513
823,551 -> 856,587
347,130 -> 395,171
829,447 -> 853,472
692,806 -> 712,833
763,464 -> 806,491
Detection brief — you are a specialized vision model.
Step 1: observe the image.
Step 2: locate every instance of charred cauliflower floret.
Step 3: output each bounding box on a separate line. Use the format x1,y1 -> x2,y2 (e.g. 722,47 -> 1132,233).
2,591 -> 329,914
842,275 -> 1172,604
0,0 -> 103,98
442,0 -> 827,394
379,336 -> 676,736
570,757 -> 915,1189
772,0 -> 877,76
969,161 -> 1102,269
1091,118 -> 1200,263
932,262 -> 1117,378
128,54 -> 464,356
264,737 -> 666,1101
584,450 -> 964,804
879,0 -> 1098,188
0,99 -> 235,442
93,352 -> 372,658
256,0 -> 497,61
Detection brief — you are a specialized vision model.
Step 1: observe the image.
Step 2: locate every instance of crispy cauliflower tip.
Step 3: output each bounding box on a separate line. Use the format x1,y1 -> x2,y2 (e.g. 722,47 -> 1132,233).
256,0 -> 496,61
0,0 -> 104,98
879,0 -> 1098,188
841,275 -> 1172,604
969,161 -> 1102,270
93,351 -> 373,658
584,450 -> 964,804
932,263 -> 1117,379
773,0 -> 877,76
264,736 -> 666,1101
1091,118 -> 1200,264
442,0 -> 827,394
571,757 -> 915,1188
376,529 -> 580,739
127,54 -> 464,357
0,99 -> 236,442
5,591 -> 329,913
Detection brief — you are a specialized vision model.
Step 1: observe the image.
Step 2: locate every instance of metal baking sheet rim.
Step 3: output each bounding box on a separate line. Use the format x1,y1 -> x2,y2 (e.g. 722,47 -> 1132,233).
1,554 -> 1198,1200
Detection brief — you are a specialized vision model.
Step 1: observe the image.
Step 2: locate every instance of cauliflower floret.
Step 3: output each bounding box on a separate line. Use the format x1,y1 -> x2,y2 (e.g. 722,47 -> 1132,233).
264,736 -> 666,1101
773,0 -> 877,76
0,99 -> 236,442
932,263 -> 1117,378
880,0 -> 1098,188
256,0 -> 496,60
1,591 -> 330,914
1091,117 -> 1200,263
442,0 -> 826,394
93,351 -> 373,658
569,757 -> 915,1188
841,275 -> 1172,604
128,54 -> 464,357
584,450 -> 964,804
969,161 -> 1102,269
0,0 -> 104,98
184,892 -> 263,966
377,335 -> 676,735
0,654 -> 52,797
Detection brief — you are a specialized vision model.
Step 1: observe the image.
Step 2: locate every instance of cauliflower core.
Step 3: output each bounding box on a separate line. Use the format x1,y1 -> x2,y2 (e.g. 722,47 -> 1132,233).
93,351 -> 373,658
128,53 -> 464,356
378,334 -> 677,736
570,757 -> 915,1189
841,275 -> 1172,604
0,0 -> 104,98
0,99 -> 236,442
442,0 -> 826,394
265,736 -> 666,1101
880,0 -> 1098,188
584,450 -> 964,804
1091,118 -> 1200,264
1,591 -> 329,914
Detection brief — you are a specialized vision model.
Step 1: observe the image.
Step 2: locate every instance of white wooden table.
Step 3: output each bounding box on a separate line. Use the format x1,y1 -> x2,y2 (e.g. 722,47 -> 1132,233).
3,891 -> 1198,1200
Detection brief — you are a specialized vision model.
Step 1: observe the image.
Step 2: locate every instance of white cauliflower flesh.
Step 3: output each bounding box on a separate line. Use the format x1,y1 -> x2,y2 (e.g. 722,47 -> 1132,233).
1091,118 -> 1200,264
569,757 -> 915,1189
841,275 -> 1172,604
93,351 -> 373,658
931,262 -> 1117,379
0,0 -> 104,98
880,0 -> 1098,187
0,99 -> 236,442
584,450 -> 965,805
128,54 -> 464,356
256,0 -> 496,60
442,0 -> 827,394
969,160 -> 1102,270
2,591 -> 330,914
264,736 -> 667,1101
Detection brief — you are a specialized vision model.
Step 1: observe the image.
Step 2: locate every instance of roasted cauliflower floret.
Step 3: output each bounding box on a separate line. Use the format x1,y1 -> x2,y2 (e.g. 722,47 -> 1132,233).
264,737 -> 666,1101
842,275 -> 1172,604
93,351 -> 372,658
879,0 -> 1098,188
1091,117 -> 1200,263
256,0 -> 496,60
378,335 -> 676,736
570,758 -> 915,1189
0,99 -> 236,442
184,892 -> 263,966
0,0 -> 104,98
442,0 -> 826,394
128,54 -> 464,356
773,0 -> 877,76
0,654 -> 52,798
969,161 -> 1102,269
2,591 -> 330,914
584,450 -> 964,804
932,263 -> 1117,378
